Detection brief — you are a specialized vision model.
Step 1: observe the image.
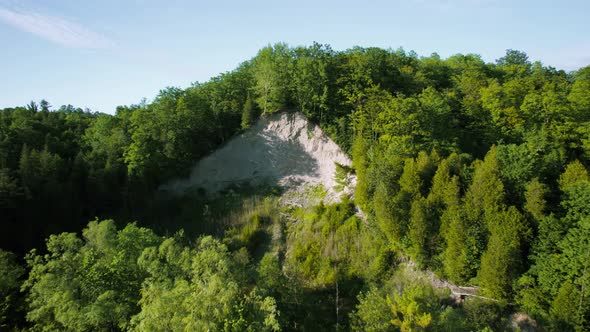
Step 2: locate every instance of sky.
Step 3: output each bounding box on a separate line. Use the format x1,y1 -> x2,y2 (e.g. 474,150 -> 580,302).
0,0 -> 589,114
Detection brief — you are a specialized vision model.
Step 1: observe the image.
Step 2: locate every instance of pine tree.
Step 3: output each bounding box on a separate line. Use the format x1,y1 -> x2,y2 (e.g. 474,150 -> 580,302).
442,204 -> 471,284
408,196 -> 431,267
478,206 -> 525,300
352,134 -> 370,210
524,177 -> 547,221
558,160 -> 589,192
241,94 -> 257,129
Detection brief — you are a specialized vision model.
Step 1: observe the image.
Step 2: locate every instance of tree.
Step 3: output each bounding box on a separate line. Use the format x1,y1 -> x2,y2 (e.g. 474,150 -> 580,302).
241,93 -> 257,129
440,148 -> 507,284
40,100 -> 52,112
442,203 -> 471,284
568,66 -> 590,117
350,289 -> 395,332
497,49 -> 530,67
524,178 -> 547,221
292,43 -> 331,122
388,285 -> 433,332
352,134 -> 371,210
133,236 -> 279,331
559,160 -> 589,192
417,87 -> 455,152
351,282 -> 437,332
0,250 -> 24,330
253,44 -> 293,114
408,196 -> 431,267
0,168 -> 22,209
477,207 -> 526,300
26,101 -> 38,113
23,220 -> 162,331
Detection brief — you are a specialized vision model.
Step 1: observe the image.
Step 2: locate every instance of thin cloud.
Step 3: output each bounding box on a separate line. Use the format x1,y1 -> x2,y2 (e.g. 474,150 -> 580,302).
0,6 -> 113,49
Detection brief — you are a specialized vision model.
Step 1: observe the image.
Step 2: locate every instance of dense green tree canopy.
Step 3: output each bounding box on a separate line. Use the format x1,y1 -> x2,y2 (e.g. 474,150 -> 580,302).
1,44 -> 589,331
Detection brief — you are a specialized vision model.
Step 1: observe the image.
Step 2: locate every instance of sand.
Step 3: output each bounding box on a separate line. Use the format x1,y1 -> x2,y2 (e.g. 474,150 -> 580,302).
161,111 -> 355,203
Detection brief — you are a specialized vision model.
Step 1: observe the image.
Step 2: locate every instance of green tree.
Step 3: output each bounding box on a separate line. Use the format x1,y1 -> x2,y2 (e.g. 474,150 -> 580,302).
461,146 -> 505,275
477,207 -> 526,300
524,177 -> 547,221
133,236 -> 280,331
241,93 -> 257,129
408,196 -> 431,267
292,43 -> 331,122
559,160 -> 589,192
351,282 -> 438,332
0,250 -> 24,331
253,44 -> 293,114
23,220 -> 162,331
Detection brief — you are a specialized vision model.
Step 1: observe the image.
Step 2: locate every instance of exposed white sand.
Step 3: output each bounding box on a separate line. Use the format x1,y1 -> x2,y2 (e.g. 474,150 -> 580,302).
161,112 -> 355,202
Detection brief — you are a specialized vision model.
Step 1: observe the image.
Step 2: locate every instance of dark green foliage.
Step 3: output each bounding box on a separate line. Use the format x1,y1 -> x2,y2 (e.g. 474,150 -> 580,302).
241,93 -> 258,129
0,250 -> 24,330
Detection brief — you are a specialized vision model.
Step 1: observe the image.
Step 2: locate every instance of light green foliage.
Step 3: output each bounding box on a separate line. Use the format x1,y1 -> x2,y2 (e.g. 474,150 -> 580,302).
286,201 -> 352,286
559,160 -> 589,192
133,236 -> 280,331
441,203 -> 471,284
417,87 -> 456,152
253,44 -> 293,114
375,94 -> 427,156
23,220 -> 162,331
568,66 -> 590,118
257,253 -> 284,298
517,181 -> 590,329
350,289 -> 395,332
388,285 -> 433,331
351,270 -> 444,332
83,114 -> 129,168
408,196 -> 430,267
352,134 -> 371,210
464,146 -> 505,221
462,298 -> 508,331
374,181 -> 398,245
286,199 -> 389,286
428,153 -> 462,225
292,43 -> 331,122
524,178 -> 547,221
480,76 -> 533,138
381,152 -> 436,248
496,143 -> 538,202
549,282 -> 582,331
334,162 -> 352,192
454,146 -> 505,279
477,207 -> 526,300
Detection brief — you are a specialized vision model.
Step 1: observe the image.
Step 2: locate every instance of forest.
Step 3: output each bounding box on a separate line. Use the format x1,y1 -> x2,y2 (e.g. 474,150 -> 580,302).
1,43 -> 589,331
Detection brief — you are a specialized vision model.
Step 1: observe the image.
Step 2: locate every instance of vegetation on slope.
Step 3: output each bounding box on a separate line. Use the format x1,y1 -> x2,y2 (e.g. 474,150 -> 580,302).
1,43 -> 590,330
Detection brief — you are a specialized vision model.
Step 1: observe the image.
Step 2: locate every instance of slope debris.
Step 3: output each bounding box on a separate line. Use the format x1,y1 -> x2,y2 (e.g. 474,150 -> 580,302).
162,111 -> 355,202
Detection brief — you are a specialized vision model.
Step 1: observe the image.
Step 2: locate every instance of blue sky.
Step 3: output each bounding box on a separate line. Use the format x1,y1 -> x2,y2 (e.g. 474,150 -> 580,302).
0,0 -> 589,114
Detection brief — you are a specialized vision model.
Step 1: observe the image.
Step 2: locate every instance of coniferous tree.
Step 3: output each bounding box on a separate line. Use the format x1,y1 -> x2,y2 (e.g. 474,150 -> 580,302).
241,93 -> 257,129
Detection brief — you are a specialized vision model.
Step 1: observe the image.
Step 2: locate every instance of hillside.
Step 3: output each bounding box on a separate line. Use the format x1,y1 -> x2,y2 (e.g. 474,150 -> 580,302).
1,44 -> 589,331
162,111 -> 355,202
